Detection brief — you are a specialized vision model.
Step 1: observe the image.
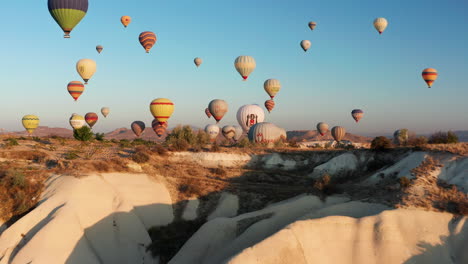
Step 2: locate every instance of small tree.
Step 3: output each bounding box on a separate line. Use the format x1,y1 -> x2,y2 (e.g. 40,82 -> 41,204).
73,126 -> 94,141
371,136 -> 392,150
447,131 -> 459,144
407,136 -> 428,147
95,133 -> 105,141
428,131 -> 459,144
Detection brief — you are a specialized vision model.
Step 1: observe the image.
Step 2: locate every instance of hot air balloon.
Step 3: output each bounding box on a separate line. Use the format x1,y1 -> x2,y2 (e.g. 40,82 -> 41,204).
373,18 -> 388,34
85,112 -> 98,128
237,104 -> 265,133
96,45 -> 103,54
308,21 -> 317,30
121,16 -> 131,28
152,120 -> 167,138
101,107 -> 110,118
233,126 -> 243,142
208,99 -> 228,123
70,114 -> 86,130
351,109 -> 364,123
234,56 -> 256,81
393,129 -> 409,146
48,0 -> 88,38
139,31 -> 157,53
194,57 -> 202,67
264,79 -> 281,99
76,59 -> 96,84
264,100 -> 275,113
222,125 -> 236,140
422,68 -> 438,88
248,122 -> 284,143
316,122 -> 329,136
300,40 -> 311,52
205,124 -> 220,142
331,126 -> 346,142
205,108 -> 212,118
131,121 -> 146,137
22,115 -> 40,135
150,98 -> 174,125
67,81 -> 85,101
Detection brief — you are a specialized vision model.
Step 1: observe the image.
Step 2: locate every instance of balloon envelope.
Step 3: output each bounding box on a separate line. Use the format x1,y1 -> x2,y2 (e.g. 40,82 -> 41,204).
393,129 -> 409,145
131,121 -> 146,137
150,98 -> 174,125
121,16 -> 131,27
22,115 -> 40,134
139,31 -> 157,53
331,126 -> 346,142
222,125 -> 236,140
373,18 -> 388,34
96,45 -> 103,54
205,124 -> 220,141
205,108 -> 212,118
76,59 -> 96,84
351,109 -> 364,123
264,100 -> 275,113
208,99 -> 228,123
70,114 -> 86,130
101,107 -> 110,118
300,40 -> 311,52
264,79 -> 281,99
85,112 -> 98,128
234,56 -> 256,80
233,126 -> 243,141
48,0 -> 88,38
308,21 -> 317,30
152,119 -> 167,137
67,81 -> 84,101
316,122 -> 329,136
194,57 -> 202,67
422,68 -> 438,88
237,105 -> 265,133
248,122 -> 284,143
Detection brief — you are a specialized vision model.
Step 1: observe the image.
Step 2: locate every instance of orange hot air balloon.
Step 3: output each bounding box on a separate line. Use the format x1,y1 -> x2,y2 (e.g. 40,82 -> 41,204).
205,108 -> 212,118
131,121 -> 146,137
264,100 -> 275,113
139,31 -> 157,53
121,16 -> 131,28
67,81 -> 85,101
152,119 -> 167,137
422,68 -> 438,88
85,112 -> 98,128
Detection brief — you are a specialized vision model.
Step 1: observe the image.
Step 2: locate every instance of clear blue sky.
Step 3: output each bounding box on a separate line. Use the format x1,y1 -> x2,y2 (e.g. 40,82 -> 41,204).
1,0 -> 467,135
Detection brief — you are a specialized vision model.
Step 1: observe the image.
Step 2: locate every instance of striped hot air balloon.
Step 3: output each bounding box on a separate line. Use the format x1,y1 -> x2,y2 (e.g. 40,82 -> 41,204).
264,79 -> 281,99
22,115 -> 40,135
264,100 -> 275,113
205,108 -> 212,118
351,109 -> 364,123
85,112 -> 98,128
308,21 -> 317,30
48,0 -> 88,38
69,114 -> 86,130
331,126 -> 346,142
373,18 -> 388,34
150,98 -> 174,125
96,45 -> 103,54
152,119 -> 167,137
422,68 -> 438,88
234,56 -> 256,81
208,99 -> 228,123
316,122 -> 329,136
67,81 -> 84,101
121,16 -> 131,28
76,59 -> 96,84
131,121 -> 146,137
139,31 -> 157,53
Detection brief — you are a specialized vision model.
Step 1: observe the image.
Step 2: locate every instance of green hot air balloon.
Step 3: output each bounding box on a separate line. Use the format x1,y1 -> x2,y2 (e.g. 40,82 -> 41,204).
48,0 -> 89,38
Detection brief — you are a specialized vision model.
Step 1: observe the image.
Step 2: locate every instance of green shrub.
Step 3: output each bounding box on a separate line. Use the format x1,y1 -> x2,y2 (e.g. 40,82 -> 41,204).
236,137 -> 252,148
95,133 -> 105,141
119,139 -> 132,148
32,136 -> 41,142
73,126 -> 94,141
152,144 -> 168,156
447,131 -> 459,144
6,169 -> 26,187
371,136 -> 392,150
132,152 -> 150,163
64,151 -> 80,160
4,138 -> 19,147
428,131 -> 459,144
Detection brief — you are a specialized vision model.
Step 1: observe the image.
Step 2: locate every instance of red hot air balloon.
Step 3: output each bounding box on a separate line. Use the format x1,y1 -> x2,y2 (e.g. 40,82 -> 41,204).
205,108 -> 212,118
139,31 -> 157,53
67,81 -> 84,101
85,112 -> 98,128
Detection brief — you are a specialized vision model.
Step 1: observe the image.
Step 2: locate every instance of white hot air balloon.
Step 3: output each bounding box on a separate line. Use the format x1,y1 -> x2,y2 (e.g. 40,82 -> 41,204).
222,125 -> 236,140
194,57 -> 202,67
76,59 -> 97,84
205,124 -> 220,141
300,40 -> 311,52
373,17 -> 388,34
264,79 -> 281,99
247,122 -> 285,143
234,56 -> 256,81
101,107 -> 110,118
233,125 -> 244,141
236,104 -> 265,133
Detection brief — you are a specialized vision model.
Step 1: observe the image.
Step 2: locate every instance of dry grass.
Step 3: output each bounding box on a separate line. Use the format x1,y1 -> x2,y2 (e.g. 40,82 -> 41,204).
422,142 -> 468,155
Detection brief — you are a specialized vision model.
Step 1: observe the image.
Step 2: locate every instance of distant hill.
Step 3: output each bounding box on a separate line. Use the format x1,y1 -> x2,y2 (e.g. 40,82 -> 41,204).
287,130 -> 372,143
1,126 -> 74,138
105,127 -> 166,141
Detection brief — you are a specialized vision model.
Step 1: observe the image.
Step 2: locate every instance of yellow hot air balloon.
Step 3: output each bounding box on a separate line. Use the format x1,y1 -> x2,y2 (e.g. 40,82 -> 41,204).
150,98 -> 174,125
264,79 -> 281,99
422,68 -> 438,88
76,59 -> 96,84
69,114 -> 86,130
22,115 -> 40,135
234,56 -> 256,81
121,16 -> 131,28
373,18 -> 388,34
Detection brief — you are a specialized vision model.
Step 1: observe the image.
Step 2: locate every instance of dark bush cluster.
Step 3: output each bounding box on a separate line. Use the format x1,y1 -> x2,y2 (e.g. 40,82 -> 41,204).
73,126 -> 94,141
371,136 -> 392,150
165,125 -> 210,151
428,131 -> 459,144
